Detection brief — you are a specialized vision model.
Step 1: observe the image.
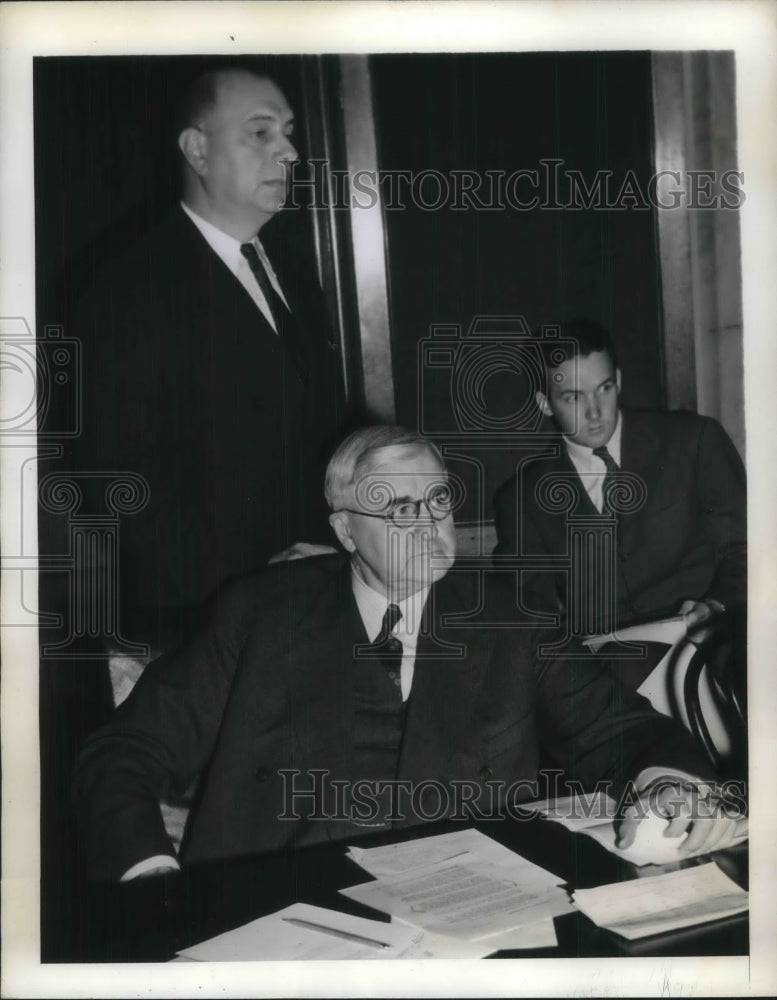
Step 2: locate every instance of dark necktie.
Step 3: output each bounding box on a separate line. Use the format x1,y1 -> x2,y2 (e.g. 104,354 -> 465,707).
239,241 -> 307,383
592,445 -> 620,516
372,604 -> 403,691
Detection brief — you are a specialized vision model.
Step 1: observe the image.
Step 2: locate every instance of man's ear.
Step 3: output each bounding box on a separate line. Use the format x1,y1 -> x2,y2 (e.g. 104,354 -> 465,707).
615,368 -> 622,393
535,390 -> 554,418
329,511 -> 356,553
177,127 -> 209,176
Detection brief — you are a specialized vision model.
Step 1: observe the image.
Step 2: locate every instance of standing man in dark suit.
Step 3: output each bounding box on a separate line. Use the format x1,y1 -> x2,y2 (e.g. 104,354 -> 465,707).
76,426 -> 745,881
493,320 -> 746,645
69,67 -> 345,652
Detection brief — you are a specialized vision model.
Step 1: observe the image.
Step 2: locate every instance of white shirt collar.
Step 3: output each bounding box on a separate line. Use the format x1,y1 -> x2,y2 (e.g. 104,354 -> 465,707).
180,201 -> 253,276
350,567 -> 430,646
563,411 -> 623,468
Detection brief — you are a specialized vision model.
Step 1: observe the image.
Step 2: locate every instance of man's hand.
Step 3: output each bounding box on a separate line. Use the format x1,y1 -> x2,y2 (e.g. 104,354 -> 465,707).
267,542 -> 338,564
133,865 -> 178,879
616,780 -> 747,856
679,599 -> 726,645
120,855 -> 180,881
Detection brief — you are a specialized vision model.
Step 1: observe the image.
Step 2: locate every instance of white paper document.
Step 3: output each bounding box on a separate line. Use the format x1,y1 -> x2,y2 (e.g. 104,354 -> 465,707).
340,861 -> 572,940
393,913 -> 558,951
572,862 -> 748,939
346,827 -> 563,887
176,902 -> 492,961
475,918 -> 558,951
583,615 -> 687,653
524,791 -> 618,832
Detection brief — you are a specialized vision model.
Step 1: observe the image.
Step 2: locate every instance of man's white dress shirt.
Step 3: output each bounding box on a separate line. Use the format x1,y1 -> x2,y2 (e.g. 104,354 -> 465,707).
351,568 -> 432,703
180,201 -> 289,331
563,414 -> 623,513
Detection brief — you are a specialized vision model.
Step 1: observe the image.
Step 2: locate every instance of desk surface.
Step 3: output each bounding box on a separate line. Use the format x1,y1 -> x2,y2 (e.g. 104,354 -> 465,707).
70,814 -> 748,963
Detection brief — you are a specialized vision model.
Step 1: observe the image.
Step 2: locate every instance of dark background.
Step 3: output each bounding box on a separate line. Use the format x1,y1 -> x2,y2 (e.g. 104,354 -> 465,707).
372,52 -> 663,518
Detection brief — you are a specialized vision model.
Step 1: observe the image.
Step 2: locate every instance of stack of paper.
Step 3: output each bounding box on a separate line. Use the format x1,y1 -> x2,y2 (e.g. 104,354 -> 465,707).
340,829 -> 569,946
572,862 -> 748,939
526,793 -> 747,866
176,902 -> 494,960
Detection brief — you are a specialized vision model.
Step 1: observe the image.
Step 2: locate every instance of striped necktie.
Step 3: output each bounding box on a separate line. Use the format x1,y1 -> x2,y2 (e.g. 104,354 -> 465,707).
592,445 -> 619,515
371,603 -> 403,691
239,241 -> 307,383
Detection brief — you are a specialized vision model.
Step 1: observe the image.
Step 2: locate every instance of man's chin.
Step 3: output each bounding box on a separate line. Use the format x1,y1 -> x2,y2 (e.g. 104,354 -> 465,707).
429,553 -> 456,580
404,551 -> 454,581
579,427 -> 613,448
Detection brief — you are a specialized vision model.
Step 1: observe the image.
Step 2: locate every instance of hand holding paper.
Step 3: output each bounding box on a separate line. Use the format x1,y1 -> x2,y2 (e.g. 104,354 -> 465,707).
527,791 -> 747,866
615,780 -> 748,857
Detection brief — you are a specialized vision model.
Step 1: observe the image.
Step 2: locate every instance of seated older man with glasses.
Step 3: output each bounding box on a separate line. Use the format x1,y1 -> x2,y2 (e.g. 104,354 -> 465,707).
76,426 -> 745,881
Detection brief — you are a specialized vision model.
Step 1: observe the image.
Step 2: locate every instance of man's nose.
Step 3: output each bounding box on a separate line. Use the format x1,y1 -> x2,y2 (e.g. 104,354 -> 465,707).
412,506 -> 439,537
278,135 -> 299,163
585,394 -> 601,420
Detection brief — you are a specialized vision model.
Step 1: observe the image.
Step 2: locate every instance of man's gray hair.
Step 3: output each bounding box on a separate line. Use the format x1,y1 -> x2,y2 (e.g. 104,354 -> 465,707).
325,426 -> 444,511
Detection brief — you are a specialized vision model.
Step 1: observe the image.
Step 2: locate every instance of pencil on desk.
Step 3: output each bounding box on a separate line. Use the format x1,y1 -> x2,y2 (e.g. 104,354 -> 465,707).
282,916 -> 391,950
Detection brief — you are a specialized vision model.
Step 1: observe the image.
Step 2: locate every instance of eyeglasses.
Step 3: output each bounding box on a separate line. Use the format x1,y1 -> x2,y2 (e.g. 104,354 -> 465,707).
335,485 -> 454,526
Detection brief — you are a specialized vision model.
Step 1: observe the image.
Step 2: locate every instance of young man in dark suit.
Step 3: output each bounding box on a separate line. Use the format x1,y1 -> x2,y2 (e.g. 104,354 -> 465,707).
69,67 -> 345,652
76,426 -> 745,881
493,320 -> 746,647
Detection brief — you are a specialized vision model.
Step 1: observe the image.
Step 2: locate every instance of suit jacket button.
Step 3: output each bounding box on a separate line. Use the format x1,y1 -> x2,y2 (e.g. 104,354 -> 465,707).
479,766 -> 493,781
255,766 -> 270,782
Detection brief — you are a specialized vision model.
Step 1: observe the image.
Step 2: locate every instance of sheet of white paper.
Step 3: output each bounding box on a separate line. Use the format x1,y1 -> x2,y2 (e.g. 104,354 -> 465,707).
393,914 -> 558,952
580,809 -> 748,866
177,903 -> 417,961
523,792 -> 617,832
340,861 -> 572,940
583,615 -> 687,653
572,862 -> 748,940
475,918 -> 558,951
347,828 -> 563,887
388,919 -> 498,959
347,827 -> 511,875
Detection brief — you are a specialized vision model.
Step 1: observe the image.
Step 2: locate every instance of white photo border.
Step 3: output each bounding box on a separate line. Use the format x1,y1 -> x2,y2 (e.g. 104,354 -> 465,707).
2,2 -> 776,996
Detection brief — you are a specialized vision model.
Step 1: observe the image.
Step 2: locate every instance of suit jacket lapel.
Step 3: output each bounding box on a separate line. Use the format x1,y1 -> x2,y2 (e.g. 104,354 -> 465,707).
284,564 -> 364,766
551,446 -> 600,517
618,411 -> 662,554
280,564 -> 498,791
620,410 -> 661,480
175,209 -> 291,352
398,571 -> 494,782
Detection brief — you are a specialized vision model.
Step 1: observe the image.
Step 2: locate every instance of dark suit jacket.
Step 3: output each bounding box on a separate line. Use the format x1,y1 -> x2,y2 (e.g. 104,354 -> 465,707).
76,554 -> 710,881
66,208 -> 346,648
493,409 -> 747,632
